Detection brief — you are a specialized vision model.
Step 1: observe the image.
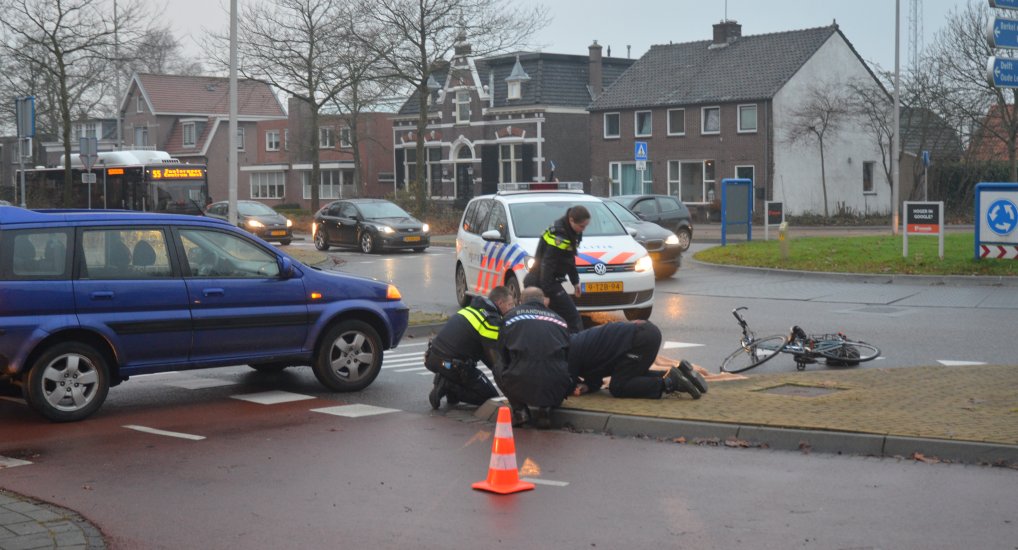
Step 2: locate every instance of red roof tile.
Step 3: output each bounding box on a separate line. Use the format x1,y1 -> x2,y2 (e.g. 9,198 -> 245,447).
135,73 -> 285,118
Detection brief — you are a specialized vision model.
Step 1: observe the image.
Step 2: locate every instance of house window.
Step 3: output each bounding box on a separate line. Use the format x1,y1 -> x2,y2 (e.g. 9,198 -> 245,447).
265,130 -> 280,151
455,91 -> 470,124
284,129 -> 289,151
319,127 -> 335,149
668,160 -> 713,203
738,104 -> 758,133
236,128 -> 246,151
404,148 -> 445,196
863,161 -> 875,193
667,109 -> 685,136
499,144 -> 522,183
604,112 -> 620,139
134,126 -> 148,147
339,127 -> 351,148
85,122 -> 97,139
736,165 -> 755,187
183,122 -> 196,147
302,169 -> 343,200
702,106 -> 720,135
635,111 -> 652,137
608,161 -> 653,196
250,171 -> 285,199
508,81 -> 521,100
136,95 -> 143,113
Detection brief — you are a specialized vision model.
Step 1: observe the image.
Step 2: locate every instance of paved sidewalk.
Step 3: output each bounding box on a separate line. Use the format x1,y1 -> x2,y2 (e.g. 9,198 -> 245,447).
0,490 -> 104,550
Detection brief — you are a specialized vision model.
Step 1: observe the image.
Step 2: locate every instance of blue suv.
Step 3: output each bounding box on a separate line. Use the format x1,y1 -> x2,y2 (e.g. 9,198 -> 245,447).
0,206 -> 409,421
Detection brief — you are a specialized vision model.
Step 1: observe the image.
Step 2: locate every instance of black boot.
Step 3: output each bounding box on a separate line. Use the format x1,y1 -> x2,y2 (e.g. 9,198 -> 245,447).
663,367 -> 701,399
428,375 -> 447,409
534,407 -> 552,430
511,403 -> 531,427
678,360 -> 708,394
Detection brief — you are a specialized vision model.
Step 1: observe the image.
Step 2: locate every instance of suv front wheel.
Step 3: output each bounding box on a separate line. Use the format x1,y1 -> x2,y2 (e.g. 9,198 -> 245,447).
26,342 -> 110,422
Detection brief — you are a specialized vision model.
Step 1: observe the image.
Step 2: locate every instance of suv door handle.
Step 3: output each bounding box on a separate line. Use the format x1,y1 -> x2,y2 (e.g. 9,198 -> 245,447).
90,291 -> 114,300
202,288 -> 225,297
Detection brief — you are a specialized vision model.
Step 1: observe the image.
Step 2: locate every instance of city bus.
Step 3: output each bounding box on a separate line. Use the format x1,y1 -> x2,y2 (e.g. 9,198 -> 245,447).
15,150 -> 209,215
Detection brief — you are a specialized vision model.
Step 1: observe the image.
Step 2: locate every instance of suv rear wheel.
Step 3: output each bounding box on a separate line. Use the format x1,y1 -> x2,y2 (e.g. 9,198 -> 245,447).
313,320 -> 383,392
26,342 -> 110,422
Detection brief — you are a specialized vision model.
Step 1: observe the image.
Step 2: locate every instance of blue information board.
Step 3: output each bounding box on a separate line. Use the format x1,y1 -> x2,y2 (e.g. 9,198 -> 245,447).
720,178 -> 753,245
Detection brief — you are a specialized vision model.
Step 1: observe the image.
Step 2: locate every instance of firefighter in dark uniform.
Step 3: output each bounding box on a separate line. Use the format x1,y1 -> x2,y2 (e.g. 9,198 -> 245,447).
567,321 -> 707,399
494,286 -> 574,428
425,286 -> 516,409
523,205 -> 590,334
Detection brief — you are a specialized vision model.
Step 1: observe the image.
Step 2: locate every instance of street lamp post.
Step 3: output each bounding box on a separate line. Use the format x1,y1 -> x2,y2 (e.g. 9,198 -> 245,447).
891,0 -> 901,235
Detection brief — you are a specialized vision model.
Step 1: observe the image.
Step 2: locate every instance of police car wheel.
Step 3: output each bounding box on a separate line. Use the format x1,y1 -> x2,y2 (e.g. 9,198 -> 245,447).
455,264 -> 471,307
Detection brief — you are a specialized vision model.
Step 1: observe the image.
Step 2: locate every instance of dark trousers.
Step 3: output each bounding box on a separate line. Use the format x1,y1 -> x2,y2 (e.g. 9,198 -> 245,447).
608,322 -> 664,399
548,287 -> 582,334
424,348 -> 498,406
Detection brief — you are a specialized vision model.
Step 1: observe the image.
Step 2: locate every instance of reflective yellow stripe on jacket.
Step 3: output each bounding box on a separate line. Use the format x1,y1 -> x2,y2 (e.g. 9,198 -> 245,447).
458,307 -> 499,340
542,229 -> 572,250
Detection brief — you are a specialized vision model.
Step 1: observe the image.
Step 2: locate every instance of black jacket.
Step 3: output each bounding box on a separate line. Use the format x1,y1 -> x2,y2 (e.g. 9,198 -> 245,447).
494,299 -> 573,408
523,213 -> 582,294
567,322 -> 638,391
429,295 -> 501,369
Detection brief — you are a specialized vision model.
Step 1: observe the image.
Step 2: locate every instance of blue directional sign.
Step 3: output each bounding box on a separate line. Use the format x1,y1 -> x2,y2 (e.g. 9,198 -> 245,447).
634,141 -> 648,161
988,17 -> 1018,49
987,56 -> 1018,88
990,0 -> 1018,9
922,150 -> 931,168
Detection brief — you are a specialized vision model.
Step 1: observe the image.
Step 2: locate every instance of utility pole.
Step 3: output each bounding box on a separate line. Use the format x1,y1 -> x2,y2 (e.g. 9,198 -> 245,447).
892,0 -> 901,235
228,0 -> 238,225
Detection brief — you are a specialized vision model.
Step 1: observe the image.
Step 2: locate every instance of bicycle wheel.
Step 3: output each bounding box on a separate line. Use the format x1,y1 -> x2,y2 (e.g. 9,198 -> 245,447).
818,340 -> 881,366
720,335 -> 787,373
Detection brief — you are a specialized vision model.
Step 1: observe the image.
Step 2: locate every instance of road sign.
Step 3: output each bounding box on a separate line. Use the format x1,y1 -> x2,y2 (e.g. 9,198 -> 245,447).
79,137 -> 98,170
81,172 -> 97,184
635,160 -> 646,171
986,56 -> 1018,88
14,96 -> 35,138
922,150 -> 931,167
990,0 -> 1018,9
988,16 -> 1018,49
634,141 -> 648,161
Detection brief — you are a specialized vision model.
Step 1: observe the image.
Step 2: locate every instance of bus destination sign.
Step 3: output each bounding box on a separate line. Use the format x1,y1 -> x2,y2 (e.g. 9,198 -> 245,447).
150,167 -> 205,179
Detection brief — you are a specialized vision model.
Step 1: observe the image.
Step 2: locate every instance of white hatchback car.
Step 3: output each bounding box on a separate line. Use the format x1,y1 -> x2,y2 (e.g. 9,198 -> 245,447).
455,182 -> 655,320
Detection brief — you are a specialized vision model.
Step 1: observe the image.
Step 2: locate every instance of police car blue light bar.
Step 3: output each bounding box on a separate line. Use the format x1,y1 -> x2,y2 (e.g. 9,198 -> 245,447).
497,181 -> 584,193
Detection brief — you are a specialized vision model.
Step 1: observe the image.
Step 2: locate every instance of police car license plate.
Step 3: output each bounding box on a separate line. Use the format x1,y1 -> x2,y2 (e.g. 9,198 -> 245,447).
270,230 -> 286,236
404,236 -> 421,242
583,282 -> 622,293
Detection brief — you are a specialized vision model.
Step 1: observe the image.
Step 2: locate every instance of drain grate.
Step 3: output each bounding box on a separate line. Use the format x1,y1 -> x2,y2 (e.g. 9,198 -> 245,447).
758,384 -> 842,397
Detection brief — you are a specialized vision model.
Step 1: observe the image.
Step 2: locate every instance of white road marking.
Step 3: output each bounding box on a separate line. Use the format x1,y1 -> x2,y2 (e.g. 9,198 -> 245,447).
311,404 -> 400,417
937,360 -> 987,366
389,341 -> 429,348
381,357 -> 426,366
384,351 -> 428,359
123,425 -> 206,441
0,455 -> 32,468
520,477 -> 569,487
231,391 -> 317,405
164,377 -> 237,390
395,367 -> 428,373
663,341 -> 705,349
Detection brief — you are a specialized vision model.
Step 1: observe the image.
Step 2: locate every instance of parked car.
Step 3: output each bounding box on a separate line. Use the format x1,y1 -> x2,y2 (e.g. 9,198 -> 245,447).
603,199 -> 682,279
205,200 -> 293,245
313,198 -> 430,253
0,200 -> 11,206
455,182 -> 655,321
0,204 -> 409,422
610,194 -> 693,251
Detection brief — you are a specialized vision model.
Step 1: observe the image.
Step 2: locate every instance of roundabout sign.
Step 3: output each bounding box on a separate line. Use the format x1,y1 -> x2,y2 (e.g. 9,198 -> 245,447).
975,183 -> 1018,260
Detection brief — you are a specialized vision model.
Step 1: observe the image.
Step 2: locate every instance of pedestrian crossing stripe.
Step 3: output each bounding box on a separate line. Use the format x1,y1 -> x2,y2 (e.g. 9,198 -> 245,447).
937,360 -> 987,366
663,341 -> 704,349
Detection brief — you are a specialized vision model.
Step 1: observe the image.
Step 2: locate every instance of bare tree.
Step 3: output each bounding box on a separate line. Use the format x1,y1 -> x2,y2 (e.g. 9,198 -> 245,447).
204,0 -> 357,212
126,28 -> 204,76
358,0 -> 547,215
785,82 -> 851,217
0,0 -> 143,206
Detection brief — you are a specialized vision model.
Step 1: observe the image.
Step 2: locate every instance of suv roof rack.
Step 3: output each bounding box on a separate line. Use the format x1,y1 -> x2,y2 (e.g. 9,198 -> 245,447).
496,181 -> 584,194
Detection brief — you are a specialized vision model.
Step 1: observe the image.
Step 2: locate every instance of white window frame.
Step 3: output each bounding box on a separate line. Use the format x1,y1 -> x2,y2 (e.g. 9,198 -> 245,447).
284,129 -> 289,151
339,127 -> 351,148
265,130 -> 280,151
250,171 -> 286,199
701,106 -> 721,135
667,160 -> 681,197
667,108 -> 685,136
634,110 -> 652,137
85,122 -> 97,139
863,161 -> 876,193
498,143 -> 522,183
668,159 -> 714,203
603,112 -> 620,139
236,128 -> 246,151
737,104 -> 758,134
507,80 -> 521,100
455,90 -> 470,124
136,95 -> 143,113
608,161 -> 653,197
302,169 -> 344,200
183,122 -> 196,147
134,126 -> 148,147
735,164 -> 755,183
319,127 -> 335,149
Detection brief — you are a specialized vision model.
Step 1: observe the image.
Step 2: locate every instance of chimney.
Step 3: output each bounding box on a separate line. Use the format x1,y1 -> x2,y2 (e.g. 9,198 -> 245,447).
712,20 -> 742,46
589,40 -> 603,97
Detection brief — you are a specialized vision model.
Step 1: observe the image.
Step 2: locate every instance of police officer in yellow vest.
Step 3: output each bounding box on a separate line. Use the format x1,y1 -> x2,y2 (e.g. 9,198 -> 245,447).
425,286 -> 516,408
523,205 -> 590,333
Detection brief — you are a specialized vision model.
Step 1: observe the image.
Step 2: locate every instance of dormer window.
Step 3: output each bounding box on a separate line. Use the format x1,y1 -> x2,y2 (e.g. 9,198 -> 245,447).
505,55 -> 530,101
183,122 -> 196,147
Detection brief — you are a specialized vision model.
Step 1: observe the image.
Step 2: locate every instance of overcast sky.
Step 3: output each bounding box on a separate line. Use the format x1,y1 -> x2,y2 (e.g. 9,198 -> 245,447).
164,0 -> 968,73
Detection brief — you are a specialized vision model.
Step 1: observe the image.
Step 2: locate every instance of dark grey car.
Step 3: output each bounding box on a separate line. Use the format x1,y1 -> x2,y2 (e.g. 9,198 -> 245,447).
204,200 -> 294,245
604,199 -> 682,279
610,194 -> 693,251
313,199 -> 430,253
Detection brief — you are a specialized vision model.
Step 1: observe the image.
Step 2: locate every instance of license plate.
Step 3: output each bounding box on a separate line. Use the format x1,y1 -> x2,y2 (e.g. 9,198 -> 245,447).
582,281 -> 622,293
404,236 -> 421,242
270,230 -> 286,236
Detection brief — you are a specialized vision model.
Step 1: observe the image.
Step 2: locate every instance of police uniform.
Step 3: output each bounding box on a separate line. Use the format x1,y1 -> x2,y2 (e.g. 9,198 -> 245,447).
568,321 -> 665,398
425,296 -> 501,407
523,213 -> 583,333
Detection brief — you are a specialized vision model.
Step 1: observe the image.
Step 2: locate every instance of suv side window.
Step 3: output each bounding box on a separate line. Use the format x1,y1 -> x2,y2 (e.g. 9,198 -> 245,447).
4,229 -> 70,279
658,197 -> 680,213
80,228 -> 173,279
486,203 -> 508,237
471,200 -> 494,235
461,200 -> 479,233
179,228 -> 278,278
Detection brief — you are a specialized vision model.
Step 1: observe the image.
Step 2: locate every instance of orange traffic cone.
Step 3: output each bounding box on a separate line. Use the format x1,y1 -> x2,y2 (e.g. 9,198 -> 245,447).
472,406 -> 535,495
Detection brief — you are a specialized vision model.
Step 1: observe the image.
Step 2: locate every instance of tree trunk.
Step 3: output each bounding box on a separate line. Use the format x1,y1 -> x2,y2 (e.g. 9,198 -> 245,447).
818,136 -> 829,218
349,82 -> 363,198
309,100 -> 321,213
414,81 -> 429,217
58,57 -> 73,207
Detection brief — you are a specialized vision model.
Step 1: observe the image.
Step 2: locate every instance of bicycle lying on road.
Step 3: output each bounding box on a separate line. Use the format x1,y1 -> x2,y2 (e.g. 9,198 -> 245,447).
720,307 -> 881,374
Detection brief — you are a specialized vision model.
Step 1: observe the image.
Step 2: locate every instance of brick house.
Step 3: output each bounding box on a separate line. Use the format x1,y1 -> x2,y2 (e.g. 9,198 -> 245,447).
393,35 -> 634,203
589,21 -> 890,218
120,73 -> 287,203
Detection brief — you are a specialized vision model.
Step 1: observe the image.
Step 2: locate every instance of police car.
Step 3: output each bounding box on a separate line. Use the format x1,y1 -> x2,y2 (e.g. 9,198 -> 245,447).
455,182 -> 655,320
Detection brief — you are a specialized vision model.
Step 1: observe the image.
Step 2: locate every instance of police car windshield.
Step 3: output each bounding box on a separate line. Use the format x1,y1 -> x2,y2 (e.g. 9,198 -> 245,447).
509,201 -> 626,238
